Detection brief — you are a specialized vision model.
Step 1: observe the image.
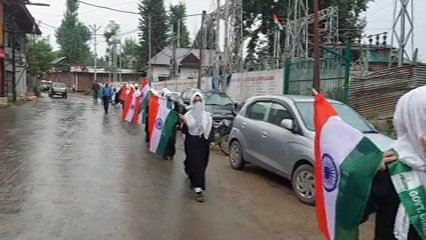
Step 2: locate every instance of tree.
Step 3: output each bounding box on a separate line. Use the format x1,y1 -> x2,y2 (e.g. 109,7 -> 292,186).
120,38 -> 139,69
103,20 -> 120,68
27,37 -> 56,77
168,3 -> 191,48
55,0 -> 92,65
137,0 -> 168,69
242,0 -> 372,59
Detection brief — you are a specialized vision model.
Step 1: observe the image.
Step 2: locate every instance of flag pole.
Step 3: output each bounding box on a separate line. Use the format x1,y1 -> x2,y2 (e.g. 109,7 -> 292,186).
312,88 -> 318,95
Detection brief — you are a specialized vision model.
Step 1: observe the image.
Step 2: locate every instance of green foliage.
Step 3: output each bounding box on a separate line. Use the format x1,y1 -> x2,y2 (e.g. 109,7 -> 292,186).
55,0 -> 92,65
27,37 -> 56,77
168,3 -> 191,48
138,0 -> 168,69
103,20 -> 121,68
242,0 -> 372,59
120,38 -> 139,69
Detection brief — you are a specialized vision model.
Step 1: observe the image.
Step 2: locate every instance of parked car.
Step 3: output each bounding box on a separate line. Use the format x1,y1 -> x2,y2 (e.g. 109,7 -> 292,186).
49,82 -> 68,98
40,80 -> 52,92
228,95 -> 394,206
180,88 -> 238,148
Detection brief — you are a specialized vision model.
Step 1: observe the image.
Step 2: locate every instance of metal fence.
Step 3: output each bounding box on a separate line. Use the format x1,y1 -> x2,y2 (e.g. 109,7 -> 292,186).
283,44 -> 351,103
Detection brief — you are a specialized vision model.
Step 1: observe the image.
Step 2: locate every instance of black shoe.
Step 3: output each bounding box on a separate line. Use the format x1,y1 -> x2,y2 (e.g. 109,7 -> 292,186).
162,156 -> 168,160
195,192 -> 204,202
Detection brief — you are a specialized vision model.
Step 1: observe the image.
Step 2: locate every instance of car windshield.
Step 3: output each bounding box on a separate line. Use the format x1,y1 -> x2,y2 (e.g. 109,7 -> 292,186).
54,83 -> 66,88
203,92 -> 233,106
295,102 -> 373,132
171,93 -> 179,100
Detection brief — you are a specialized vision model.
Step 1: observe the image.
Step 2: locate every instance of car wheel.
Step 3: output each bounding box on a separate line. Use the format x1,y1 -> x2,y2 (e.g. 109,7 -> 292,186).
292,164 -> 315,206
228,140 -> 245,170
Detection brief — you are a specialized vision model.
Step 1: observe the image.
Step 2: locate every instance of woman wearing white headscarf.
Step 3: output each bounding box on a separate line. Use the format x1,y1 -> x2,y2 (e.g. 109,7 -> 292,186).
180,91 -> 212,202
362,87 -> 426,240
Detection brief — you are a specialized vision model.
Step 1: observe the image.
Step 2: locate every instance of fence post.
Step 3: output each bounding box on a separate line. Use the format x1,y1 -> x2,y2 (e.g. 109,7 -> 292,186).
283,58 -> 291,94
343,42 -> 352,104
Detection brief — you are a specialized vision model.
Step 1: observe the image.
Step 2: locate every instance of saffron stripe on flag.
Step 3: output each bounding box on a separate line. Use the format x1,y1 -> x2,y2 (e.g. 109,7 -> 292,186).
315,94 -> 383,240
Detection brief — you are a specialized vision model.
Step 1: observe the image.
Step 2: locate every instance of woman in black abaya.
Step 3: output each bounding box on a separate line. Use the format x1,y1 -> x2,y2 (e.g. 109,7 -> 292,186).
180,92 -> 212,202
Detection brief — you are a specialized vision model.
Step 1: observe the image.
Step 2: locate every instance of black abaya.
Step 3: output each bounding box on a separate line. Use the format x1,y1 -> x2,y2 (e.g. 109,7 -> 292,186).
362,170 -> 421,240
184,134 -> 210,190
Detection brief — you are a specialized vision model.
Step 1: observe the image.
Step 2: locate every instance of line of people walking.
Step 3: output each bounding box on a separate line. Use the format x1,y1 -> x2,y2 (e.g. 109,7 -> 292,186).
97,83 -> 213,203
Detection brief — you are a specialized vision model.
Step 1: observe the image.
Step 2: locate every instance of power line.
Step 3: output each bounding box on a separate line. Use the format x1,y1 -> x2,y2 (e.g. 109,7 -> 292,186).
78,1 -> 139,15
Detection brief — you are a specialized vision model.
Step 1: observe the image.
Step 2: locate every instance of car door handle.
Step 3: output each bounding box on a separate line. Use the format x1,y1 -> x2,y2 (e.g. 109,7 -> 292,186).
241,122 -> 246,128
261,131 -> 267,137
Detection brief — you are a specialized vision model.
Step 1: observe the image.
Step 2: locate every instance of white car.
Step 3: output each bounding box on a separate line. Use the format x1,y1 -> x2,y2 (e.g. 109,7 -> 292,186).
49,82 -> 68,98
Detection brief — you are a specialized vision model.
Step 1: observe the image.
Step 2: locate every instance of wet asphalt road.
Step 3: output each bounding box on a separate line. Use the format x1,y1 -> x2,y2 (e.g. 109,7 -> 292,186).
0,95 -> 374,240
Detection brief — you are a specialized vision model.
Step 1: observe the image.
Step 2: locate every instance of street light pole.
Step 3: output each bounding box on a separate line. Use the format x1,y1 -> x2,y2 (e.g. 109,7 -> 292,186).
89,24 -> 101,82
312,0 -> 321,90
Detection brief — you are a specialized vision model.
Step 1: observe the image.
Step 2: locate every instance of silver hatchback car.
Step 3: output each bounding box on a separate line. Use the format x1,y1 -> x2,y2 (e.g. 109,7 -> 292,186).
228,95 -> 394,206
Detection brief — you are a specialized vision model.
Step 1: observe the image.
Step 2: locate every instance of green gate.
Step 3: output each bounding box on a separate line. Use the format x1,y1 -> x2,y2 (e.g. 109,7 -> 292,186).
283,44 -> 351,104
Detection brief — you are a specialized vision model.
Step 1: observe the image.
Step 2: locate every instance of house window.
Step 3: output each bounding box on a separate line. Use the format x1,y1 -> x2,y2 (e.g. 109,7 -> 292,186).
158,76 -> 169,82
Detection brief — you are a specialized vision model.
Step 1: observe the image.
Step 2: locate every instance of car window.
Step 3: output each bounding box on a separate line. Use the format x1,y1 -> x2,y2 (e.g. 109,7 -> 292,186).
246,101 -> 269,121
53,83 -> 66,88
295,102 -> 373,132
203,92 -> 233,106
267,103 -> 292,126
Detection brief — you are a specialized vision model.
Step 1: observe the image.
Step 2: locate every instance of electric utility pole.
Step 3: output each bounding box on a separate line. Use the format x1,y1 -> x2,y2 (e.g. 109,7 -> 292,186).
197,11 -> 206,89
312,0 -> 321,90
148,16 -> 152,80
89,24 -> 101,82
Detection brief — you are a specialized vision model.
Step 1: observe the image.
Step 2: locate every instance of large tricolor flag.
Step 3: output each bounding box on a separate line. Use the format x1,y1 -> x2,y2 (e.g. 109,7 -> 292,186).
148,95 -> 169,138
132,80 -> 150,124
314,93 -> 382,240
148,104 -> 178,155
118,85 -> 128,101
272,14 -> 283,31
122,88 -> 135,121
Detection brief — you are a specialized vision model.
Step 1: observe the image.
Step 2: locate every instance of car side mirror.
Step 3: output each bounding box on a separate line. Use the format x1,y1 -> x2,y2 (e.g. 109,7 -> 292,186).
234,103 -> 239,109
280,119 -> 294,131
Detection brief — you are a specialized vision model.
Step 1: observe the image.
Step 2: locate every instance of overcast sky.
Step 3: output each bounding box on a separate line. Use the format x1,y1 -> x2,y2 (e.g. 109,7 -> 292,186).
27,0 -> 426,61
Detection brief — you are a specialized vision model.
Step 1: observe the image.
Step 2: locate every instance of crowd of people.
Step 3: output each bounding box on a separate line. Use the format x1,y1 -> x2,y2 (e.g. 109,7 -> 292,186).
87,79 -> 426,238
91,80 -> 213,203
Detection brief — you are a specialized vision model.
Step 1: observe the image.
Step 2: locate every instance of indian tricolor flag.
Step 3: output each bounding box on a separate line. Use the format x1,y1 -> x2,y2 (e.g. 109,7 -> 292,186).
122,88 -> 135,122
272,14 -> 283,31
118,85 -> 128,101
132,80 -> 150,124
314,93 -> 382,240
148,95 -> 169,138
148,104 -> 178,155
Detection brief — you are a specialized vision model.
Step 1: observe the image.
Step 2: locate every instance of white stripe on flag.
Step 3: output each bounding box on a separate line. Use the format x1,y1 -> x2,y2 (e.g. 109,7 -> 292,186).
158,96 -> 168,106
149,106 -> 171,153
319,116 -> 363,239
125,98 -> 136,122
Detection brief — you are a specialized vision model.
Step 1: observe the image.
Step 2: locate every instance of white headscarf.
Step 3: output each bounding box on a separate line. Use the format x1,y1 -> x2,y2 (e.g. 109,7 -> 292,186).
162,88 -> 172,98
391,86 -> 426,239
184,92 -> 212,139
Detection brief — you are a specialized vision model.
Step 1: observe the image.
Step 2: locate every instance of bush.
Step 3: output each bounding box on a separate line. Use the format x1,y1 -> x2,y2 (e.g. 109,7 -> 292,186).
83,90 -> 92,96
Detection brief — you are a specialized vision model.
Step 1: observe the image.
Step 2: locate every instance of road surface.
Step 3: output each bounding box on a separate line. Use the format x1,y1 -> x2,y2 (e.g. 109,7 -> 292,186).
0,95 -> 374,240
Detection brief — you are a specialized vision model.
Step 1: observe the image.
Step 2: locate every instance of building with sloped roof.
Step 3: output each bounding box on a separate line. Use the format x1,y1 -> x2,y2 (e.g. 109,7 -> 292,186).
147,47 -> 222,82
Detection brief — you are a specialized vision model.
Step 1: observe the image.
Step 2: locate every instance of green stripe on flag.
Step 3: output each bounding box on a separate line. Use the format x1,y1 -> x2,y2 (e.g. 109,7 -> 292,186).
389,159 -> 426,238
155,110 -> 178,156
334,137 -> 383,240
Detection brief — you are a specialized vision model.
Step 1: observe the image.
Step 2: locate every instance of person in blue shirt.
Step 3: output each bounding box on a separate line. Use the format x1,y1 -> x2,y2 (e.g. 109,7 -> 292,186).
101,82 -> 114,114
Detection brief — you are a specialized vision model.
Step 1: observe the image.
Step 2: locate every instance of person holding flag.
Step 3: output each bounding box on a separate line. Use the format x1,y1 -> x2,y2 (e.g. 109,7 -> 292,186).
313,91 -> 385,240
361,87 -> 426,240
180,92 -> 212,202
161,88 -> 180,160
